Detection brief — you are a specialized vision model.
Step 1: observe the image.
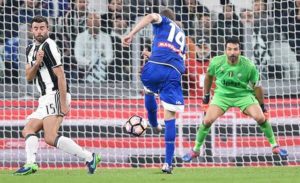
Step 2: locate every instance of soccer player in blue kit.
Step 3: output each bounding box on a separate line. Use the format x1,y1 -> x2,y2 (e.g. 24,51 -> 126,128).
122,8 -> 186,174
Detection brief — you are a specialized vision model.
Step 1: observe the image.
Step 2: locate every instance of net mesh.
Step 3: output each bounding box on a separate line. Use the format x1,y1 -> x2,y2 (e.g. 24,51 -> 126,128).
0,0 -> 299,168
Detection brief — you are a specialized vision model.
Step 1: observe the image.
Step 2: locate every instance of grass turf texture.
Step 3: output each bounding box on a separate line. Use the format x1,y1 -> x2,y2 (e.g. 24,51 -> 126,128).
1,167 -> 299,183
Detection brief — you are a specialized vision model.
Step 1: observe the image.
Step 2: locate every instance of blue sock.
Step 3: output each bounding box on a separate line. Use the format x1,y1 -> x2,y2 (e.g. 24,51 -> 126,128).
164,119 -> 176,166
145,94 -> 158,127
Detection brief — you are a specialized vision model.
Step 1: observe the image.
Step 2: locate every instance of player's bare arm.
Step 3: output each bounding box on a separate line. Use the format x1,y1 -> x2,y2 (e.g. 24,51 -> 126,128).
53,66 -> 69,116
254,86 -> 265,105
203,72 -> 214,95
25,50 -> 44,81
254,85 -> 268,113
122,13 -> 161,47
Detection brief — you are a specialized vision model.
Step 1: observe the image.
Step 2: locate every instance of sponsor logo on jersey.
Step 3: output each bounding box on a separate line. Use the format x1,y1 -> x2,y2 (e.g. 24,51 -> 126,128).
158,42 -> 182,54
221,79 -> 241,87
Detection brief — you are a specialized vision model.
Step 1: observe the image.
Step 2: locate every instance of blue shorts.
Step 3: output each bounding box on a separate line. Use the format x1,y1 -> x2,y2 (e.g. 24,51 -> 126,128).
141,62 -> 184,112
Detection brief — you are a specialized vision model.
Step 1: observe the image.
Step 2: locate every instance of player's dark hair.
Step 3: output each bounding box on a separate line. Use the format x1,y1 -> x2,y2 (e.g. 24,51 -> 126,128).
160,8 -> 175,21
225,37 -> 240,48
31,16 -> 48,27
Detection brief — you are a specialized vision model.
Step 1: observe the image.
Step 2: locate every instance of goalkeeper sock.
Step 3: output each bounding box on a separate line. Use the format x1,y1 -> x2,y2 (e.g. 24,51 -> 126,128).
145,94 -> 158,127
164,119 -> 176,166
25,134 -> 39,164
193,123 -> 211,152
55,136 -> 93,162
259,120 -> 278,147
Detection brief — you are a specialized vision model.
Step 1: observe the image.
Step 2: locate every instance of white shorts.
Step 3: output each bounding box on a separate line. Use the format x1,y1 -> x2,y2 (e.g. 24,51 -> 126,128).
27,92 -> 71,120
144,86 -> 184,112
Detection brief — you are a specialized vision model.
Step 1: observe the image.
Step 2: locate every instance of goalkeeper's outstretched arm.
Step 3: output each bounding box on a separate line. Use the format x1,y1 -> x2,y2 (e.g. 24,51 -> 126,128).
254,85 -> 268,112
254,86 -> 264,105
203,72 -> 214,95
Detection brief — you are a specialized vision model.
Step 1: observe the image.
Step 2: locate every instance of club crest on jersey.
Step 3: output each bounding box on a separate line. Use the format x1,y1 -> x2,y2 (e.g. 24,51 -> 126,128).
220,67 -> 224,73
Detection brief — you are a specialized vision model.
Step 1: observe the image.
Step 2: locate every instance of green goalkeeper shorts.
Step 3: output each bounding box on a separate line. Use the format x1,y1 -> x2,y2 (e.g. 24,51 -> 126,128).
210,94 -> 259,112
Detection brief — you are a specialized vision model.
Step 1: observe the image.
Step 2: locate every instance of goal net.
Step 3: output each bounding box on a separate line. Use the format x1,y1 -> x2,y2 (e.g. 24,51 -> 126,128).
0,0 -> 299,169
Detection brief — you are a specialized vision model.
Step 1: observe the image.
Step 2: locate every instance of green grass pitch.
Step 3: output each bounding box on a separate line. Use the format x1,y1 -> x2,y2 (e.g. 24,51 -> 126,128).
1,167 -> 300,183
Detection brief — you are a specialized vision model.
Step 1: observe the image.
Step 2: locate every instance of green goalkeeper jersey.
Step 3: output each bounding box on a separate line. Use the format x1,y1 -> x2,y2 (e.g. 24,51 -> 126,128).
207,55 -> 259,97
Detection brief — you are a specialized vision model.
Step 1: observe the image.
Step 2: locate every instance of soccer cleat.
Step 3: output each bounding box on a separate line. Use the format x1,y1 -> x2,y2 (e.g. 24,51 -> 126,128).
86,153 -> 101,174
272,146 -> 288,158
182,149 -> 200,162
153,123 -> 162,133
13,163 -> 38,175
161,163 -> 173,174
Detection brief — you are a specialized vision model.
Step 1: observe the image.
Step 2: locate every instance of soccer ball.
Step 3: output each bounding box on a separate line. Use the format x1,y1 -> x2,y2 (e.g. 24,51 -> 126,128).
125,115 -> 148,136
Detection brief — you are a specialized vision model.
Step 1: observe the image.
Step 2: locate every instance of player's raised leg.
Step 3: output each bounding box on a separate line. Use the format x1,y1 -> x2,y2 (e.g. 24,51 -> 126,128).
244,104 -> 288,158
43,115 -> 101,174
182,104 -> 224,162
14,119 -> 43,175
144,90 -> 162,133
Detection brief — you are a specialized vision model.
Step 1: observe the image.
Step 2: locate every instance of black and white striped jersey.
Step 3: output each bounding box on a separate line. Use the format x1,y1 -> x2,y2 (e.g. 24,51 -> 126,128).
26,38 -> 69,95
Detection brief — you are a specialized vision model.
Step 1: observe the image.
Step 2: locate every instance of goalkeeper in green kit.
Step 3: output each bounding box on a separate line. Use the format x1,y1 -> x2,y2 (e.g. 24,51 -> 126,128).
182,37 -> 287,162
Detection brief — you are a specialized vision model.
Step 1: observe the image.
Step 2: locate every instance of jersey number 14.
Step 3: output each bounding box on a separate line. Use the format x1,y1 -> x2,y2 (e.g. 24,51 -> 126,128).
167,22 -> 185,52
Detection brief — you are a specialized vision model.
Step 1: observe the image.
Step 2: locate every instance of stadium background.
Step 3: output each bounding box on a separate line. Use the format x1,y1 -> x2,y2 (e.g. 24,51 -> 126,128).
0,0 -> 300,169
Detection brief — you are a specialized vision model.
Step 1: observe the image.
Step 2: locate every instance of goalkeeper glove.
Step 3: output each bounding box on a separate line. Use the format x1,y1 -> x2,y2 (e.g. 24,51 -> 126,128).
260,104 -> 267,112
201,93 -> 210,112
260,104 -> 269,120
203,93 -> 210,104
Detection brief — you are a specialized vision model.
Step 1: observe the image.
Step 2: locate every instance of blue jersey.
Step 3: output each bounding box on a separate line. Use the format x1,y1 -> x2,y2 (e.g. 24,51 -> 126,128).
148,16 -> 186,74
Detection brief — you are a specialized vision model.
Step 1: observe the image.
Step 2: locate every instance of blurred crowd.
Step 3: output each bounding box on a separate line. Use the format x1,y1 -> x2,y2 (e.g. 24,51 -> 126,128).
0,0 -> 299,98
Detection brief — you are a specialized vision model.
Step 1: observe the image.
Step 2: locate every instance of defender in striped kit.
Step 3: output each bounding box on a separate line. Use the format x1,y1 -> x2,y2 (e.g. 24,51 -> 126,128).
14,16 -> 100,175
